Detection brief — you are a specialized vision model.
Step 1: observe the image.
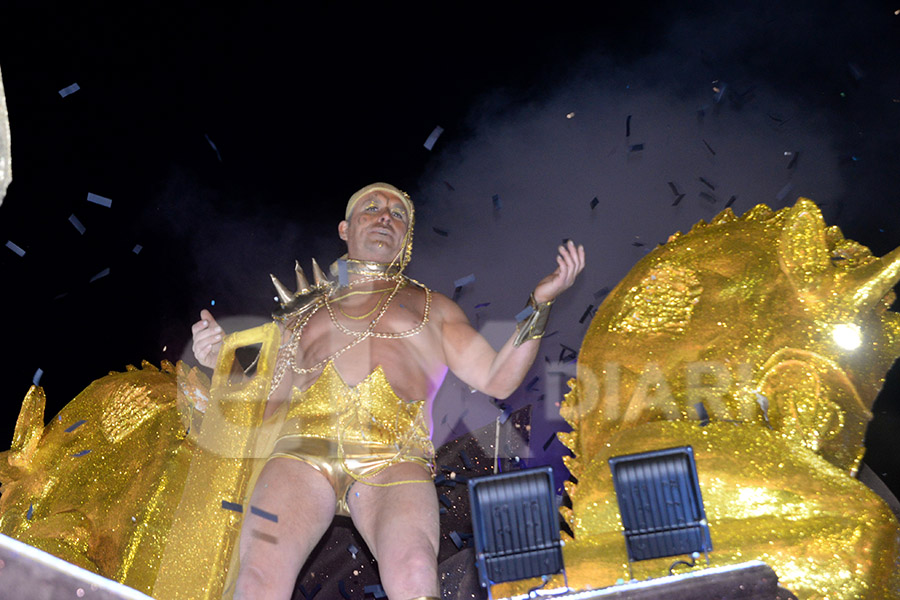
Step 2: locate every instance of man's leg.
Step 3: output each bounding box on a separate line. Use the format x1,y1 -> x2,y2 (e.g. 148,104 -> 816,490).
233,457 -> 337,600
348,462 -> 440,599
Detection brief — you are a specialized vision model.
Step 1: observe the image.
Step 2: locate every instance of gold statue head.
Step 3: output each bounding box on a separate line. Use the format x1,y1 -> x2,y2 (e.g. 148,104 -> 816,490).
568,198 -> 900,472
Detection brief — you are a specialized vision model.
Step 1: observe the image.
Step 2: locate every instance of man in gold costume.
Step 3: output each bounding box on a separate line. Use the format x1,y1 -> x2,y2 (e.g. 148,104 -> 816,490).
190,183 -> 585,600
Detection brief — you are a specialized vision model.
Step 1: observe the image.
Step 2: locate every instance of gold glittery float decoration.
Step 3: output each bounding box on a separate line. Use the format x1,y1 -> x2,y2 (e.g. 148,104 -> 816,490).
497,198 -> 900,600
0,323 -> 282,600
0,361 -> 194,592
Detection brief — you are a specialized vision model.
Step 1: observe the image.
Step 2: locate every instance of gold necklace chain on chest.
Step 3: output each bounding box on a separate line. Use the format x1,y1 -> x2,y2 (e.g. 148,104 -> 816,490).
335,287 -> 393,320
282,280 -> 431,376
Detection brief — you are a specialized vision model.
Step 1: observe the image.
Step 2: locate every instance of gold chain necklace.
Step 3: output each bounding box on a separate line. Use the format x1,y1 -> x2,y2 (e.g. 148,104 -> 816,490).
269,277 -> 432,395
336,287 -> 392,320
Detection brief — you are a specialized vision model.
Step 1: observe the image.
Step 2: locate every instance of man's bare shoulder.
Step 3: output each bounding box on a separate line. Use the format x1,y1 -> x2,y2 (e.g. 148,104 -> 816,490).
421,287 -> 468,325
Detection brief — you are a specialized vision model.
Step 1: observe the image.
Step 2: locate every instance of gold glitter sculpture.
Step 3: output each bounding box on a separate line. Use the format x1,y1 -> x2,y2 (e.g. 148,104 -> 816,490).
0,361 -> 196,594
499,198 -> 900,599
0,322 -> 282,599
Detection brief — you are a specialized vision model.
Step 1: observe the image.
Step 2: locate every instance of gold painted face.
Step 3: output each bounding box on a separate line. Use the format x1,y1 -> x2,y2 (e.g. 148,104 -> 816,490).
339,191 -> 410,263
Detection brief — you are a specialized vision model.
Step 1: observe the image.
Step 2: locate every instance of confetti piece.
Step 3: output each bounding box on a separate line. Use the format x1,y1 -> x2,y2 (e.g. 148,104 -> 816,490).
787,152 -> 800,170
454,273 -> 475,288
364,584 -> 387,599
492,194 -> 502,210
515,306 -> 534,322
68,214 -> 86,235
702,139 -> 716,156
299,583 -> 321,599
132,244 -> 143,254
694,402 -> 710,426
559,344 -> 578,362
432,227 -> 449,237
499,405 -> 512,424
725,195 -> 737,208
590,196 -> 599,209
86,192 -> 112,207
698,177 -> 716,190
459,449 -> 474,470
566,112 -> 575,119
672,193 -> 685,207
593,287 -> 610,301
65,420 -> 87,433
26,504 -> 33,520
667,182 -> 680,196
629,143 -> 644,152
58,83 -> 80,97
221,500 -> 243,513
5,240 -> 25,257
443,180 -> 456,191
625,115 -> 632,137
72,449 -> 91,457
451,286 -> 462,302
89,267 -> 110,282
544,330 -> 558,339
204,133 -> 223,162
699,191 -> 717,204
848,62 -> 864,81
439,494 -> 453,509
423,126 -> 444,151
579,305 -> 594,324
713,82 -> 727,103
347,543 -> 359,558
543,433 -> 556,451
32,368 -> 43,386
436,475 -> 456,488
250,505 -> 278,523
339,580 -> 351,600
631,241 -> 644,247
775,183 -> 793,202
449,530 -> 464,549
474,302 -> 491,309
338,259 -> 349,287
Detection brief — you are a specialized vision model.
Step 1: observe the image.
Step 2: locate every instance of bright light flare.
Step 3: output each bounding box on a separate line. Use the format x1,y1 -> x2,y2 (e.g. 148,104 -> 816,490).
832,323 -> 863,350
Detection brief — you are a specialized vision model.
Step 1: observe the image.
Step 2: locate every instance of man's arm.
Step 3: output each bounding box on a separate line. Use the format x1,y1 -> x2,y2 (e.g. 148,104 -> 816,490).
439,240 -> 585,398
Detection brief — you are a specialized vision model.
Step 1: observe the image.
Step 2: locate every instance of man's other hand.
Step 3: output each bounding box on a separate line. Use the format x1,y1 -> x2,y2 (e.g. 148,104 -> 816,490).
533,240 -> 586,303
191,309 -> 223,369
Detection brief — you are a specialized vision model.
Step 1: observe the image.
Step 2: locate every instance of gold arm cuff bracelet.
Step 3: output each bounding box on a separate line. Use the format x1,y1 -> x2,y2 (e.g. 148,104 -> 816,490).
513,293 -> 554,347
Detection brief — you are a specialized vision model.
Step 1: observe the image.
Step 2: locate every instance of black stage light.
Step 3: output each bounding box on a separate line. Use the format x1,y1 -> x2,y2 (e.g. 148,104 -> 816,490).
608,446 -> 712,580
468,466 -> 567,598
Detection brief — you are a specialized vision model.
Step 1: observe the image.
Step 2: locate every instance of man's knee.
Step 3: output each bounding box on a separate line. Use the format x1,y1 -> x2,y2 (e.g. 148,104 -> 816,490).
233,563 -> 270,599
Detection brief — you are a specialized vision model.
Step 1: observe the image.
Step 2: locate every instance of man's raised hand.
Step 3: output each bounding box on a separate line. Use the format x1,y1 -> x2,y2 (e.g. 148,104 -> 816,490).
533,240 -> 586,303
191,309 -> 223,369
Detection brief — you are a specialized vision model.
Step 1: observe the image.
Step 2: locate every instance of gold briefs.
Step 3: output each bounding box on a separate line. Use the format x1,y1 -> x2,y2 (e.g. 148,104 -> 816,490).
268,362 -> 434,516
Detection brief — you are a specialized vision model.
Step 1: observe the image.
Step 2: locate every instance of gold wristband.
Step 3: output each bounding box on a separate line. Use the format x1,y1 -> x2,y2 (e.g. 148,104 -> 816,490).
513,293 -> 554,347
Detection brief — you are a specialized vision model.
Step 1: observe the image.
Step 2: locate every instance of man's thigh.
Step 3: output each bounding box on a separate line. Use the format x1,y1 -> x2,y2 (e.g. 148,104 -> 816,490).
237,457 -> 338,583
346,461 -> 439,561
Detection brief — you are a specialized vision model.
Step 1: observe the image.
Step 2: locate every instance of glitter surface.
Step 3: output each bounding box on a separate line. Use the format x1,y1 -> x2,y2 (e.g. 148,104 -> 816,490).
538,199 -> 900,599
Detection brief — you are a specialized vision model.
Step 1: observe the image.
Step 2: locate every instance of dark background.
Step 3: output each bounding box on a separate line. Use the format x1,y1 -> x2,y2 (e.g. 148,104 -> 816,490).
1,1 -> 899,498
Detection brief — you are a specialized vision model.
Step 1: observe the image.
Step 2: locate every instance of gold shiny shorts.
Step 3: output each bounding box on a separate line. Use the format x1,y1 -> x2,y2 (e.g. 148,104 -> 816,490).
267,435 -> 434,517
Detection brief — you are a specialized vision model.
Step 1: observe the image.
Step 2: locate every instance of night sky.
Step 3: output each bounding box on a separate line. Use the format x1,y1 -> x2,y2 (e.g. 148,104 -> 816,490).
2,1 -> 899,498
